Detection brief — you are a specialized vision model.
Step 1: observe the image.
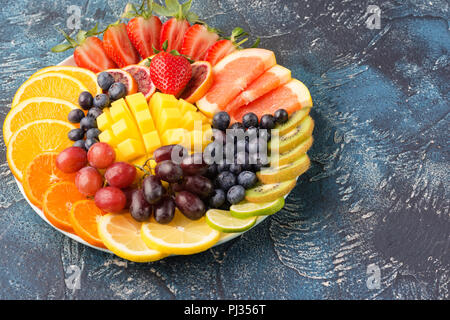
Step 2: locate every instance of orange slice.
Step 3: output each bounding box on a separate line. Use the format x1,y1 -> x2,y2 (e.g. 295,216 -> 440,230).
231,79 -> 313,122
23,152 -> 76,209
32,66 -> 102,96
43,182 -> 86,232
70,200 -> 106,248
6,119 -> 76,181
12,72 -> 89,107
225,65 -> 291,114
179,61 -> 213,103
3,97 -> 80,146
196,48 -> 276,117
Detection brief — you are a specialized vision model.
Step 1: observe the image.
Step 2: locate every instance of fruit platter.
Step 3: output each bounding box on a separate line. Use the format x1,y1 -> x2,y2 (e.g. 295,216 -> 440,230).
4,0 -> 314,262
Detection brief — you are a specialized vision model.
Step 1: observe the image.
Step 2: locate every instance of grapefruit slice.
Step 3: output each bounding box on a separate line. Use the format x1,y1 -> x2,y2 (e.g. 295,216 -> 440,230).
122,65 -> 156,101
225,65 -> 291,114
104,69 -> 138,95
231,79 -> 313,122
196,48 -> 276,117
179,61 -> 213,103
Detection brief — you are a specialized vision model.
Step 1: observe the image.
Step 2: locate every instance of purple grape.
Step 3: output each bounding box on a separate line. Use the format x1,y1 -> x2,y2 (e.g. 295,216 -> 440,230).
155,160 -> 183,183
130,189 -> 153,222
154,196 -> 175,224
175,191 -> 206,220
143,175 -> 164,204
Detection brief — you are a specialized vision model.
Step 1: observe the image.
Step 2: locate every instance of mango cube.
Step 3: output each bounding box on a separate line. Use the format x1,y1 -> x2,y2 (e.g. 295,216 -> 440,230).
178,99 -> 197,114
99,129 -> 120,147
161,128 -> 189,146
126,93 -> 148,113
157,108 -> 180,133
142,131 -> 161,154
96,109 -> 113,131
135,109 -> 156,133
110,99 -> 131,122
117,139 -> 146,162
149,92 -> 178,120
180,111 -> 203,131
112,118 -> 140,141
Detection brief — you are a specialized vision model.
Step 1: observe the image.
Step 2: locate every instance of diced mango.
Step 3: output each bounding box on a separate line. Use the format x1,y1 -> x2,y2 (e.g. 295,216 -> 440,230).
97,109 -> 113,131
99,129 -> 120,147
142,131 -> 161,154
110,99 -> 131,122
178,99 -> 197,114
126,93 -> 148,113
157,108 -> 180,133
179,111 -> 203,131
112,118 -> 140,141
114,148 -> 125,162
117,139 -> 146,162
161,128 -> 189,146
135,109 -> 156,133
149,92 -> 178,120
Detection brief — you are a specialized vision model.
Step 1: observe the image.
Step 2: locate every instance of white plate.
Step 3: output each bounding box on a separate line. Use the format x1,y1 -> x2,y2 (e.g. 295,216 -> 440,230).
15,56 -> 271,257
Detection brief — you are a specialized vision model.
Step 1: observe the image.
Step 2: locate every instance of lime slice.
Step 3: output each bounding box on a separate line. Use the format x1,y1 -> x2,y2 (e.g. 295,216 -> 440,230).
230,198 -> 285,219
205,209 -> 257,233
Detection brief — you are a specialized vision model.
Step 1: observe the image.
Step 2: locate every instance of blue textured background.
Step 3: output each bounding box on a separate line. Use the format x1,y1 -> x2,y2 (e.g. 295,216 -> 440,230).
0,0 -> 448,300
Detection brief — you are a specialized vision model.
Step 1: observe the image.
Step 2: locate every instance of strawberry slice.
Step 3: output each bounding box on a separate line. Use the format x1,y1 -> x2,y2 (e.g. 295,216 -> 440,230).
181,24 -> 219,61
205,39 -> 236,66
125,1 -> 162,58
52,25 -> 117,73
103,22 -> 141,68
153,0 -> 198,52
205,27 -> 252,66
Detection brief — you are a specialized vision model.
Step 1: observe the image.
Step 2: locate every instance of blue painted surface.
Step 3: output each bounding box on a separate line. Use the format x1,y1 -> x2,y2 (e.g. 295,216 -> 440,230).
0,0 -> 448,299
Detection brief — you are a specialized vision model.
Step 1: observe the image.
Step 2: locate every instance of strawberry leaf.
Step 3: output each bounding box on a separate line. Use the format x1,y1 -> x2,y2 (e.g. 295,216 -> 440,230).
251,37 -> 261,48
181,0 -> 193,14
162,39 -> 169,51
76,30 -> 87,44
153,3 -> 174,16
165,0 -> 180,12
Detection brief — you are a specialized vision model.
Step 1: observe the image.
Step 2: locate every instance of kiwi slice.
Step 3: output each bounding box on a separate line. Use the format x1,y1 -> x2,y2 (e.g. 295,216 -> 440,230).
257,154 -> 310,184
270,136 -> 313,167
245,179 -> 297,203
276,108 -> 310,136
269,116 -> 314,153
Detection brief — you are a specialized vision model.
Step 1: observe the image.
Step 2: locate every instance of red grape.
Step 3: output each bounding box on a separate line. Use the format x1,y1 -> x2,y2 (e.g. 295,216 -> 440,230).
154,196 -> 175,224
104,162 -> 136,188
95,187 -> 126,213
155,161 -> 183,183
184,176 -> 213,198
75,166 -> 103,196
56,147 -> 87,173
154,145 -> 187,163
87,142 -> 115,169
130,189 -> 153,222
175,191 -> 206,220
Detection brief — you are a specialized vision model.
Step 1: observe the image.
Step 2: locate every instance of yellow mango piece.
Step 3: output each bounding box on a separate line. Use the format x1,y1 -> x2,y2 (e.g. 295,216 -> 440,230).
179,111 -> 203,131
98,129 -> 120,147
149,92 -> 178,121
110,98 -> 130,122
135,109 -> 156,133
142,131 -> 161,154
125,93 -> 148,113
114,148 -> 125,162
117,139 -> 146,162
161,128 -> 189,146
178,99 -> 197,114
111,118 -> 140,141
157,108 -> 181,133
97,108 -> 113,131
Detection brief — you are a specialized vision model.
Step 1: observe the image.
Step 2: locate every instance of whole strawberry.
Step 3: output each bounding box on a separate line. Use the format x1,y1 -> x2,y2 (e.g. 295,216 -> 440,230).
150,51 -> 192,95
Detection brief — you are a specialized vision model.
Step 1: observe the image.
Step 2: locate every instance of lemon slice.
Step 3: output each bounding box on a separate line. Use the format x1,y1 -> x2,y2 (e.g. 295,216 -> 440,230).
98,213 -> 167,263
206,209 -> 257,233
3,97 -> 80,146
12,72 -> 89,107
230,198 -> 285,219
32,66 -> 102,95
141,210 -> 220,255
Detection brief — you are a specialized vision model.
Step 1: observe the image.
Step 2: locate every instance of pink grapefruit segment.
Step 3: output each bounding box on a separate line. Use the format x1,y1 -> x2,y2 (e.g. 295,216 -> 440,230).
225,65 -> 291,114
231,79 -> 313,122
196,48 -> 277,117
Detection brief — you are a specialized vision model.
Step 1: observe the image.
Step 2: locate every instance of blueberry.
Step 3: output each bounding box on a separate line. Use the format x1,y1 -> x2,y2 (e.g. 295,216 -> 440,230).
212,111 -> 230,131
227,185 -> 246,204
212,129 -> 226,144
237,171 -> 258,189
78,91 -> 93,110
260,114 -> 275,130
274,109 -> 288,124
87,107 -> 103,119
108,82 -> 127,101
86,128 -> 101,140
217,163 -> 230,173
251,153 -> 270,172
217,171 -> 236,191
246,126 -> 259,138
209,189 -> 226,208
73,140 -> 87,150
67,109 -> 85,123
97,72 -> 115,91
85,138 -> 99,150
93,93 -> 110,109
80,116 -> 97,131
68,128 -> 85,141
230,122 -> 245,130
229,163 -> 242,175
242,112 -> 258,128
